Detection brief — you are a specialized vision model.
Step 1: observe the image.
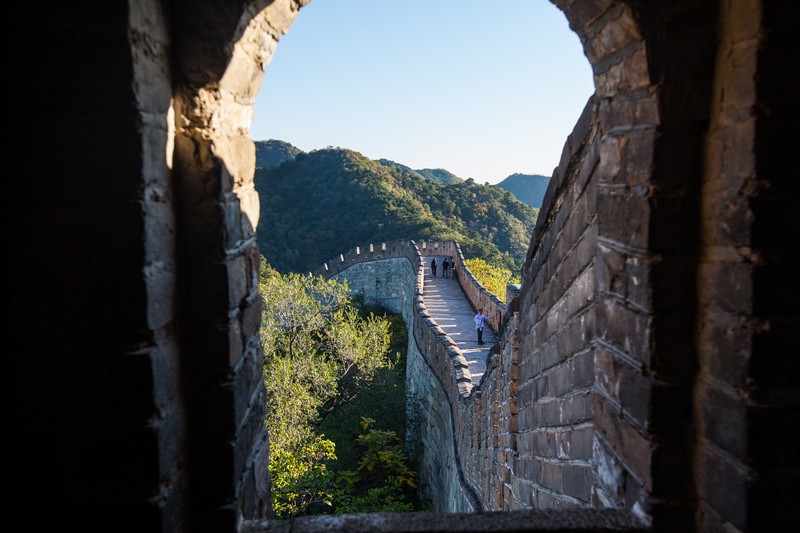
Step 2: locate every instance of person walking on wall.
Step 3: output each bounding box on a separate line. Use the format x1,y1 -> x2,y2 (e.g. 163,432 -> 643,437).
450,257 -> 456,279
430,256 -> 438,277
474,308 -> 488,344
442,257 -> 449,278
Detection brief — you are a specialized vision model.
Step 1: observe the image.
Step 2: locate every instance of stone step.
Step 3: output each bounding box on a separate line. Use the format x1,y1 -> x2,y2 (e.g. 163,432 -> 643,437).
422,255 -> 496,385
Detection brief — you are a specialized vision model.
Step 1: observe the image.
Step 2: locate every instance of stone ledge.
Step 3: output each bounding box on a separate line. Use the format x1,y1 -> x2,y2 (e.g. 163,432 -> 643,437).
241,508 -> 649,532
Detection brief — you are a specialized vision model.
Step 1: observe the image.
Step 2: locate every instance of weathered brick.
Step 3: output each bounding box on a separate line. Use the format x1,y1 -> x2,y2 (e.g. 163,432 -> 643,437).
574,427 -> 598,464
594,395 -> 653,489
696,446 -> 748,531
563,464 -> 592,502
562,391 -> 594,425
597,191 -> 650,250
597,297 -> 652,365
696,381 -> 747,458
540,461 -> 563,493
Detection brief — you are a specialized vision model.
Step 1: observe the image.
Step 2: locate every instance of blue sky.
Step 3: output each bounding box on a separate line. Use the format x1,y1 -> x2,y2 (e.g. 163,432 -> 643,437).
252,0 -> 594,184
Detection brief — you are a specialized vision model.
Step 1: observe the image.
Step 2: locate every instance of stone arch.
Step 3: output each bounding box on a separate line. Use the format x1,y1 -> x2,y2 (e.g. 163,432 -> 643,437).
236,0 -> 712,525
11,0 -> 796,531
167,0 -> 309,527
158,0 -> 720,526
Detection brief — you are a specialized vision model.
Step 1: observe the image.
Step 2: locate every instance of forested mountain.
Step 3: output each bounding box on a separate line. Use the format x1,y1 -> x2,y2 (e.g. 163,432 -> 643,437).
374,159 -> 427,181
416,167 -> 463,184
255,141 -> 461,185
495,173 -> 551,208
254,148 -> 538,275
255,139 -> 303,169
377,159 -> 463,185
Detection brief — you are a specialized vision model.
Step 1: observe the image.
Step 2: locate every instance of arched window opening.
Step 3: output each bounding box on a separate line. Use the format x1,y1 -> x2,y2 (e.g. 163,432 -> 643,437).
253,0 -> 594,186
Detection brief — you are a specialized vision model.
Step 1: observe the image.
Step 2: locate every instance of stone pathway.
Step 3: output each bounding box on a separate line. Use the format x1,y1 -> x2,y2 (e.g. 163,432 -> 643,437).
422,255 -> 497,386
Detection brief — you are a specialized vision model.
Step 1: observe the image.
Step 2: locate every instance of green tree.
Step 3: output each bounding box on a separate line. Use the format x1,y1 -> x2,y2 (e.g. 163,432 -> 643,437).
260,268 -> 350,361
260,260 -> 397,517
271,437 -> 336,517
464,257 -> 520,300
330,418 -> 417,514
322,308 -> 392,413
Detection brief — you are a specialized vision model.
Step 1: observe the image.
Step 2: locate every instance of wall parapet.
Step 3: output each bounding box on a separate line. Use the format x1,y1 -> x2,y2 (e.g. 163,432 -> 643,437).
449,243 -> 507,343
314,239 -> 422,278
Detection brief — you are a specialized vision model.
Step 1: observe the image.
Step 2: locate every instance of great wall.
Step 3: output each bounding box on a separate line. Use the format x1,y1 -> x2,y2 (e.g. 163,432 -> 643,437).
316,238 -> 504,512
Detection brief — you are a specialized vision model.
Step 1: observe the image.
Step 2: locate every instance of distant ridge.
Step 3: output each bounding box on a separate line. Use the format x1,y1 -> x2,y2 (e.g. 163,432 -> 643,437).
254,139 -> 303,169
255,143 -> 464,185
378,159 -> 463,185
495,173 -> 551,208
253,147 -> 538,275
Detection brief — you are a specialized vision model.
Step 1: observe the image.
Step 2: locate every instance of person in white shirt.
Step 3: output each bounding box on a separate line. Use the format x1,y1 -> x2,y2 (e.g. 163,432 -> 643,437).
474,309 -> 488,344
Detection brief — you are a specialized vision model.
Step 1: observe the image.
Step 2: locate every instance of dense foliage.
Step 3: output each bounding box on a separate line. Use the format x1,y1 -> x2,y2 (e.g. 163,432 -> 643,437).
377,159 -> 463,185
259,258 -> 422,517
464,258 -> 520,301
255,139 -> 303,169
330,417 -> 418,513
415,167 -> 463,185
255,147 -> 538,275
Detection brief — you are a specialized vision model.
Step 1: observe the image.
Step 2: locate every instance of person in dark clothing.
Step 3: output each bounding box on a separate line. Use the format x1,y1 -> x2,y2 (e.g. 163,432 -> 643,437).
450,257 -> 456,278
430,257 -> 438,277
442,257 -> 449,278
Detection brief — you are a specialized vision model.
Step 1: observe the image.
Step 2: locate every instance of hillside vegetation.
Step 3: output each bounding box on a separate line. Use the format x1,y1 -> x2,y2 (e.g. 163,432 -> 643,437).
255,139 -> 303,169
377,159 -> 463,185
254,147 -> 538,275
495,173 -> 551,208
259,261 -> 421,516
